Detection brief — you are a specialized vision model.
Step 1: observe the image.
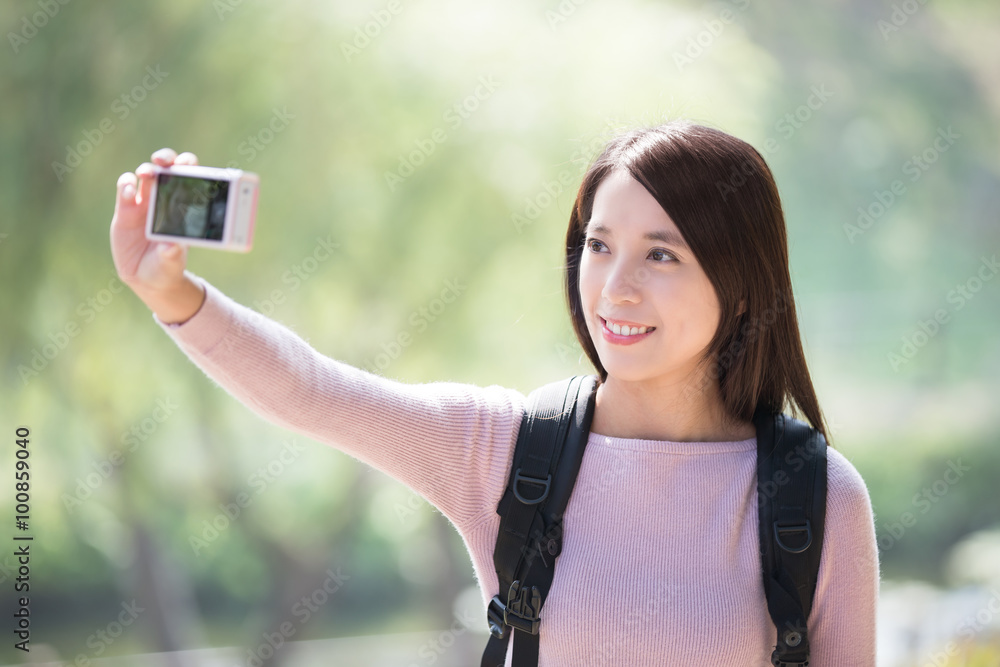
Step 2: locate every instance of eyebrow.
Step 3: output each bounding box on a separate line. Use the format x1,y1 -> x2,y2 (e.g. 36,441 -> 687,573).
584,222 -> 690,251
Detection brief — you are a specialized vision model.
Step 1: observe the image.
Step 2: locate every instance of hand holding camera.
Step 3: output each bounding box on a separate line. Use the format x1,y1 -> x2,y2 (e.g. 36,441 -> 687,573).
111,148 -> 258,324
145,162 -> 258,252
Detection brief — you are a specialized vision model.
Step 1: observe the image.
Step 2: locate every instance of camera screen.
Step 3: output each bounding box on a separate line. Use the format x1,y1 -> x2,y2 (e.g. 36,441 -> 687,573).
151,174 -> 229,241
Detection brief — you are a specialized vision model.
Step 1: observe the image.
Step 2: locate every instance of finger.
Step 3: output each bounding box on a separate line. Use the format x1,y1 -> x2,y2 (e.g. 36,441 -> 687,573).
115,172 -> 138,217
136,162 -> 156,206
151,147 -> 177,166
158,242 -> 187,266
175,151 -> 199,166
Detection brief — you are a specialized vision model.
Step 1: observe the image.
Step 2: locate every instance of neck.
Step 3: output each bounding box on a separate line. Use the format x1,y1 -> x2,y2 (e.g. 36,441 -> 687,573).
589,370 -> 755,443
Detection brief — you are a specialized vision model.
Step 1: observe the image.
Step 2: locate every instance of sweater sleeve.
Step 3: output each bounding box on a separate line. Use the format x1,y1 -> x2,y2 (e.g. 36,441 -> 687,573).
806,446 -> 880,665
151,274 -> 525,531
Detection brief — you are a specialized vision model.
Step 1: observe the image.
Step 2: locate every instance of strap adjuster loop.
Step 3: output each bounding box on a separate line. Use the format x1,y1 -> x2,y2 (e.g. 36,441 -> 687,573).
773,520 -> 812,553
513,468 -> 551,505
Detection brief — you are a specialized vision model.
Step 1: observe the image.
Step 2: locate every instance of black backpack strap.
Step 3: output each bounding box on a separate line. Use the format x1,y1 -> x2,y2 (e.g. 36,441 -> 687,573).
754,407 -> 828,667
481,374 -> 598,667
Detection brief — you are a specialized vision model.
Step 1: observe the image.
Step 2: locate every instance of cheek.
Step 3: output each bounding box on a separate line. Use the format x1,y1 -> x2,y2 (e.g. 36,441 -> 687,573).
682,284 -> 722,339
654,278 -> 719,336
578,259 -> 599,303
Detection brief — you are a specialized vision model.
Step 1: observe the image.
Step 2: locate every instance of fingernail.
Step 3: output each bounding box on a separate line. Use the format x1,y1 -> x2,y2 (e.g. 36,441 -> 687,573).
122,183 -> 135,199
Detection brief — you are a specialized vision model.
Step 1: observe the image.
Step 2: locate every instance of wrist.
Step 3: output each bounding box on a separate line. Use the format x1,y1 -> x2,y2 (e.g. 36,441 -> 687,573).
135,272 -> 206,325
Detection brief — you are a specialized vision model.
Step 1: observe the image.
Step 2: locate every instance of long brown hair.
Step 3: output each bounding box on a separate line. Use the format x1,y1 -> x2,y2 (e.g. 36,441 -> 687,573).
564,120 -> 833,446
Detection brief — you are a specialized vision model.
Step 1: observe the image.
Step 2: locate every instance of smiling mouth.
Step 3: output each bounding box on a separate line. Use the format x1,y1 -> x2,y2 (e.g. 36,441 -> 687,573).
599,316 -> 656,335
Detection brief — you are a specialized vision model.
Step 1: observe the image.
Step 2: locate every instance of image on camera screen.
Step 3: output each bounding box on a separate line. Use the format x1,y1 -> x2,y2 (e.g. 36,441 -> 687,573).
151,174 -> 229,241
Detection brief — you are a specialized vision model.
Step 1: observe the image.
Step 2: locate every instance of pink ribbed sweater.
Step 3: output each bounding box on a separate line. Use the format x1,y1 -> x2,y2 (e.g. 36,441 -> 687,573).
153,275 -> 879,666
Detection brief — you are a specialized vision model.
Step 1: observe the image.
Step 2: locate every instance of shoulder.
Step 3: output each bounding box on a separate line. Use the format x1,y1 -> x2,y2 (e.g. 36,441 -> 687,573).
824,446 -> 874,518
819,446 -> 879,575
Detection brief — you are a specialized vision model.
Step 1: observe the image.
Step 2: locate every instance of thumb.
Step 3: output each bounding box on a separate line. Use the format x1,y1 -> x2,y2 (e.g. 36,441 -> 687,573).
158,242 -> 184,260
113,173 -> 138,221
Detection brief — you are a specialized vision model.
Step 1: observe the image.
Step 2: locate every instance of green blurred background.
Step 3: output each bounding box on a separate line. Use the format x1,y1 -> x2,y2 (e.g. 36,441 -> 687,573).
2,1 -> 1000,665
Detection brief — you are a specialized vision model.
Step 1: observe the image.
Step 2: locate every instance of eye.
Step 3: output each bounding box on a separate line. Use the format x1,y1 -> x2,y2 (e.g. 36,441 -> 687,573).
649,249 -> 676,263
585,237 -> 676,263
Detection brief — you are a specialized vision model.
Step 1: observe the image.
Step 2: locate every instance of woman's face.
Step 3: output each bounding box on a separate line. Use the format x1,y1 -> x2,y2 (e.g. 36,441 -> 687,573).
578,169 -> 722,385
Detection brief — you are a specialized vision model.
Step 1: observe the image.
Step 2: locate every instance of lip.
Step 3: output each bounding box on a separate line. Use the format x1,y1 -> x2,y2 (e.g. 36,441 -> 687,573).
599,316 -> 656,345
599,314 -> 655,329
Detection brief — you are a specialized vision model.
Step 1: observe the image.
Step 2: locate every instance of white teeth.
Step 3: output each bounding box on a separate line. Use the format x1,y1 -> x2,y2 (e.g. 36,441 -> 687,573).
604,318 -> 652,336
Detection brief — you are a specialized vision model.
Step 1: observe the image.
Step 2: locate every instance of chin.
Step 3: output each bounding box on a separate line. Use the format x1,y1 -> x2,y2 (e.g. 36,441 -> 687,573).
600,364 -> 659,384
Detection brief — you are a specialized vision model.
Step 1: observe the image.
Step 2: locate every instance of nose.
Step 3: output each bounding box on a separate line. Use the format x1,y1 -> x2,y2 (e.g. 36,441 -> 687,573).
601,261 -> 648,305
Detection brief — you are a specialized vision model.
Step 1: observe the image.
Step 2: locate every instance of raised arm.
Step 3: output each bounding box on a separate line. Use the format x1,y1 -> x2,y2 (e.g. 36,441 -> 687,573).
153,275 -> 526,530
111,147 -> 526,531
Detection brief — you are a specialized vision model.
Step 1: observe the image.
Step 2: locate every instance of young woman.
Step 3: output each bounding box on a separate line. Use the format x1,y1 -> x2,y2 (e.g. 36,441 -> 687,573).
110,120 -> 879,665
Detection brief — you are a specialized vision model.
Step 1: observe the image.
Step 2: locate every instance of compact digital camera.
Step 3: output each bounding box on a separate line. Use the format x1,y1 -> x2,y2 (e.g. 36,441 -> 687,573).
145,164 -> 259,253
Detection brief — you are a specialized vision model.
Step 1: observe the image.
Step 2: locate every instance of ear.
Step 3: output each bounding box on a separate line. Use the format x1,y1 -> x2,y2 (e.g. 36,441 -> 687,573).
737,299 -> 747,316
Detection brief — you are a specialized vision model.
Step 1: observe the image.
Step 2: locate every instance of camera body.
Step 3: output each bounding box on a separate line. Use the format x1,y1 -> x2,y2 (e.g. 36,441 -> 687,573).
145,164 -> 259,253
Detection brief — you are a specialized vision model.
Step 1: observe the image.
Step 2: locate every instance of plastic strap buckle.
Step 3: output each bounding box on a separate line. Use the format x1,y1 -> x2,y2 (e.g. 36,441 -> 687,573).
512,468 -> 551,505
503,580 -> 542,635
486,580 -> 543,639
487,595 -> 508,639
773,520 -> 812,554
